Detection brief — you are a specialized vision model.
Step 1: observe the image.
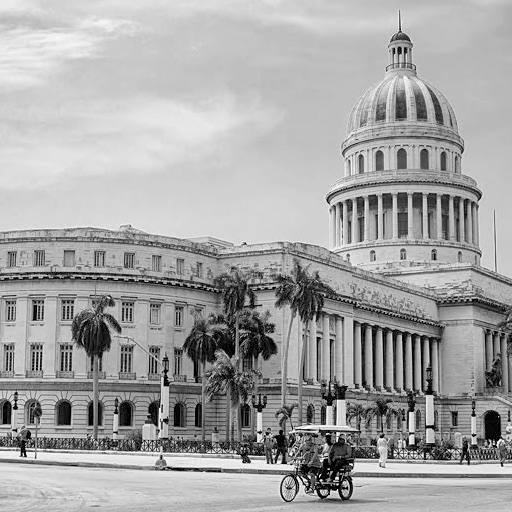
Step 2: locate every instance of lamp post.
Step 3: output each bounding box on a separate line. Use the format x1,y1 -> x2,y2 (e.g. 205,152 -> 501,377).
470,399 -> 477,446
335,383 -> 348,427
112,398 -> 119,446
425,366 -> 435,447
11,391 -> 18,436
321,381 -> 336,425
159,354 -> 170,441
407,391 -> 416,447
400,408 -> 407,448
251,394 -> 267,442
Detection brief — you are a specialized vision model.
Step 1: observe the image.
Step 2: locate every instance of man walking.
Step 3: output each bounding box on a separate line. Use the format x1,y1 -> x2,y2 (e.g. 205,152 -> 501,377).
263,428 -> 274,464
18,425 -> 30,458
459,436 -> 470,465
274,430 -> 288,464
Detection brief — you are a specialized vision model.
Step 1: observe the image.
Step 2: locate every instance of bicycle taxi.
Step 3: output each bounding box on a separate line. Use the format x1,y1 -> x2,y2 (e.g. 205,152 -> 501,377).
279,424 -> 359,502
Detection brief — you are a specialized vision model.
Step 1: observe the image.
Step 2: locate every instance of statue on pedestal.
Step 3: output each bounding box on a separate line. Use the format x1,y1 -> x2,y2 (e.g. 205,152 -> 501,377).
485,353 -> 502,388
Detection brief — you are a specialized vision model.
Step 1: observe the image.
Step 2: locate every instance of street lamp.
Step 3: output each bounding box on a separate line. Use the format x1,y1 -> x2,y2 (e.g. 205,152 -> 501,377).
11,391 -> 19,436
400,408 -> 407,448
112,398 -> 119,445
407,391 -> 416,447
251,394 -> 267,442
424,366 -> 435,447
321,381 -> 336,425
470,399 -> 477,446
159,354 -> 170,440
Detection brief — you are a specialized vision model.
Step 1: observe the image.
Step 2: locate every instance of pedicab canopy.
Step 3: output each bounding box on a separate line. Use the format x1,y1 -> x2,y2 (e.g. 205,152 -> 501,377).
291,424 -> 360,435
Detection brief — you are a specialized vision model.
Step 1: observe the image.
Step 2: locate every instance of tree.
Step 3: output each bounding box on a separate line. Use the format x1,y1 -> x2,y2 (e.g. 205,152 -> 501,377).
71,294 -> 121,440
364,398 -> 400,434
346,402 -> 366,431
183,314 -> 220,442
274,259 -> 334,422
275,403 -> 298,433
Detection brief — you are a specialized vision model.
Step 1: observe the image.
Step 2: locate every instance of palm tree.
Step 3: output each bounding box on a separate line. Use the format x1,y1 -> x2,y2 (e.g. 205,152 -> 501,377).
183,314 -> 219,442
275,403 -> 298,433
71,294 -> 121,440
346,402 -> 366,431
274,259 -> 334,422
364,398 -> 400,434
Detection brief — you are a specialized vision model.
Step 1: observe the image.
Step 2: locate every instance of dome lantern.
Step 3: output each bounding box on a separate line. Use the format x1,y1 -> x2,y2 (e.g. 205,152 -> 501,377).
387,12 -> 415,74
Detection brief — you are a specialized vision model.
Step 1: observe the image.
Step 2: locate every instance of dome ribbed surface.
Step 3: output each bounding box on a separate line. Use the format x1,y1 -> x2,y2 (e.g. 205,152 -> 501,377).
390,31 -> 411,42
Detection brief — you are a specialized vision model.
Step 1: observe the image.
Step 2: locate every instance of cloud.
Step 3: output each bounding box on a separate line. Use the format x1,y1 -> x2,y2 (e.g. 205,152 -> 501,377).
0,93 -> 282,190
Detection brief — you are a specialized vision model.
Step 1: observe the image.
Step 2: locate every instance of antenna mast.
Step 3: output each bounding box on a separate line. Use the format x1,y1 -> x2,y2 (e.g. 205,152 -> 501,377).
399,10 -> 402,31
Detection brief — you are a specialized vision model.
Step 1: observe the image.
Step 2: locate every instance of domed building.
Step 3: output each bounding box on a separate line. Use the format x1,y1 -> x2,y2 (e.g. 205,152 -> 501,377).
1,26 -> 512,447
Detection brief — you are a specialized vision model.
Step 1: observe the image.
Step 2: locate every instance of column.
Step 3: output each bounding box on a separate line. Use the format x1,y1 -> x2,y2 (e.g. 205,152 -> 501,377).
353,322 -> 362,388
385,330 -> 394,391
405,333 -> 413,391
351,198 -> 358,244
335,316 -> 343,381
329,206 -> 334,249
485,330 -> 493,371
392,193 -> 398,239
364,195 -> 370,242
321,314 -> 330,381
467,201 -> 473,244
422,193 -> 429,239
431,339 -> 439,393
377,193 -> 383,240
475,204 -> 480,246
335,203 -> 341,247
436,194 -> 443,240
375,327 -> 384,390
508,335 -> 512,393
459,198 -> 465,242
472,202 -> 478,246
422,337 -> 430,392
501,333 -> 509,392
407,192 -> 414,238
395,332 -> 404,392
448,195 -> 455,241
343,316 -> 354,387
413,335 -> 422,392
493,331 -> 500,360
342,201 -> 349,246
308,317 -> 317,382
364,325 -> 374,389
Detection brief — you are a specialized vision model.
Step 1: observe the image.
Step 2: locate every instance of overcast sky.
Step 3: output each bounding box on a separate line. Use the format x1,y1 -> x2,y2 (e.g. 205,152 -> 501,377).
1,0 -> 511,277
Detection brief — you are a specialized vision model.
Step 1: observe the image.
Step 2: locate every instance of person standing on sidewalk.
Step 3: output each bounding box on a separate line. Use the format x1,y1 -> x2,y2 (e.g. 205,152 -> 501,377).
17,425 -> 30,458
377,433 -> 388,468
273,430 -> 288,464
497,436 -> 507,467
459,436 -> 470,465
263,428 -> 274,464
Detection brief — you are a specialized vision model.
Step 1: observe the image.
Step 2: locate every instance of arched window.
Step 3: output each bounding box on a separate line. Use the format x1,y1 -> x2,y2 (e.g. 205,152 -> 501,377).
320,405 -> 326,424
358,154 -> 365,174
375,150 -> 384,171
88,401 -> 104,427
475,255 -> 478,265
376,415 -> 381,431
195,403 -> 202,428
458,251 -> 463,263
347,160 -> 351,175
431,249 -> 437,261
1,400 -> 12,425
455,155 -> 460,173
440,151 -> 447,171
148,401 -> 159,426
415,410 -> 421,430
370,250 -> 376,262
397,148 -> 407,169
386,414 -> 392,430
434,411 -> 439,431
420,149 -> 429,170
173,402 -> 186,427
119,401 -> 133,427
240,404 -> 251,428
56,400 -> 72,426
346,254 -> 351,263
306,404 -> 315,424
26,400 -> 41,426
400,248 -> 407,260
397,414 -> 402,431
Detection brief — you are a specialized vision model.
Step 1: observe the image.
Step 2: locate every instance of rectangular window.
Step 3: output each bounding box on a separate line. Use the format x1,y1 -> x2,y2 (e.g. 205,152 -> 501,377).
3,344 -> 14,372
32,299 -> 45,321
149,346 -> 160,375
174,348 -> 183,375
120,345 -> 133,373
59,344 -> 73,372
63,250 -> 75,267
358,218 -> 364,243
30,343 -> 43,372
94,251 -> 105,267
121,301 -> 134,323
7,251 -> 17,267
196,262 -> 203,278
176,258 -> 185,275
174,305 -> 184,327
61,299 -> 75,321
149,303 -> 161,325
451,411 -> 458,427
347,221 -> 352,244
152,255 -> 162,272
5,300 -> 16,322
33,250 -> 45,267
89,355 -> 103,372
398,212 -> 408,238
124,252 -> 135,269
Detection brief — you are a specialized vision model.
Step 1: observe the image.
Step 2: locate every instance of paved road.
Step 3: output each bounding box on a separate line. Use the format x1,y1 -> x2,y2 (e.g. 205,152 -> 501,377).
0,464 -> 509,512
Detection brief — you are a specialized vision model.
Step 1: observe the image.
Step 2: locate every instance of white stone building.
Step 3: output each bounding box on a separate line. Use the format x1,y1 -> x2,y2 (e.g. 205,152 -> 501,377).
0,27 -> 511,443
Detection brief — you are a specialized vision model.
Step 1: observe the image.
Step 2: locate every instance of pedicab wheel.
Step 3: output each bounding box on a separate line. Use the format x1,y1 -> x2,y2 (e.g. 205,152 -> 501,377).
338,476 -> 353,501
316,487 -> 330,499
280,474 -> 299,502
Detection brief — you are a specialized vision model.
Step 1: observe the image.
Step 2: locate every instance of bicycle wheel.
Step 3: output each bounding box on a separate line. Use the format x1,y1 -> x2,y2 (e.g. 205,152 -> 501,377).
338,476 -> 353,501
316,486 -> 330,499
280,474 -> 299,502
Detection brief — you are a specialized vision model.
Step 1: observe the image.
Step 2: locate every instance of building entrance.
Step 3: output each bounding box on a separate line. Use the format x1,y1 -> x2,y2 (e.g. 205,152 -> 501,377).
484,410 -> 501,441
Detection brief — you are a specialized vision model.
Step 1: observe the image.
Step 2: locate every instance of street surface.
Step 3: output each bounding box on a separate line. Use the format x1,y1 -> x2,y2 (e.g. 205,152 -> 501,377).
0,464 -> 509,512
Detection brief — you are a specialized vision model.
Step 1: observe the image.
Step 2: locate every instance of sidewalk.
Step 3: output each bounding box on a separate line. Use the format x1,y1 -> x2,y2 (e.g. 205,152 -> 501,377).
2,448 -> 512,478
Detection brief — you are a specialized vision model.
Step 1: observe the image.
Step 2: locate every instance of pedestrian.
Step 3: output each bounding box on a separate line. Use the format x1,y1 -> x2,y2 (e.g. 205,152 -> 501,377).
377,433 -> 388,468
274,429 -> 288,464
239,442 -> 251,463
154,454 -> 167,470
497,436 -> 507,467
263,428 -> 274,464
17,425 -> 30,458
319,434 -> 333,481
459,436 -> 470,465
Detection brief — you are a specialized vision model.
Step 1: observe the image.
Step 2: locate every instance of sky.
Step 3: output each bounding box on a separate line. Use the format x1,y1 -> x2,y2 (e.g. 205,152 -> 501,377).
1,0 -> 512,276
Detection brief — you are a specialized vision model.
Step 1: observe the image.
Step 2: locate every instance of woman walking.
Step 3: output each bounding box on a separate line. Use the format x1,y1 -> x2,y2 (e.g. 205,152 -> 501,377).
377,433 -> 388,468
497,436 -> 507,467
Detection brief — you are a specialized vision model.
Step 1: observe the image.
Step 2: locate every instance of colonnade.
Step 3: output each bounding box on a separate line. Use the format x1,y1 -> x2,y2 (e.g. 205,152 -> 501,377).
484,330 -> 512,393
329,192 -> 479,248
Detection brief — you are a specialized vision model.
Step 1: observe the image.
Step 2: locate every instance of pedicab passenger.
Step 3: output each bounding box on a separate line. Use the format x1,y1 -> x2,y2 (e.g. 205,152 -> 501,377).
319,434 -> 333,481
327,437 -> 352,482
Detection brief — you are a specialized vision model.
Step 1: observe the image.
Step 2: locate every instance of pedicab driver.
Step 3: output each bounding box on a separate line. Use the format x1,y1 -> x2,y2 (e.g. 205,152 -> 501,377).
327,436 -> 352,482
